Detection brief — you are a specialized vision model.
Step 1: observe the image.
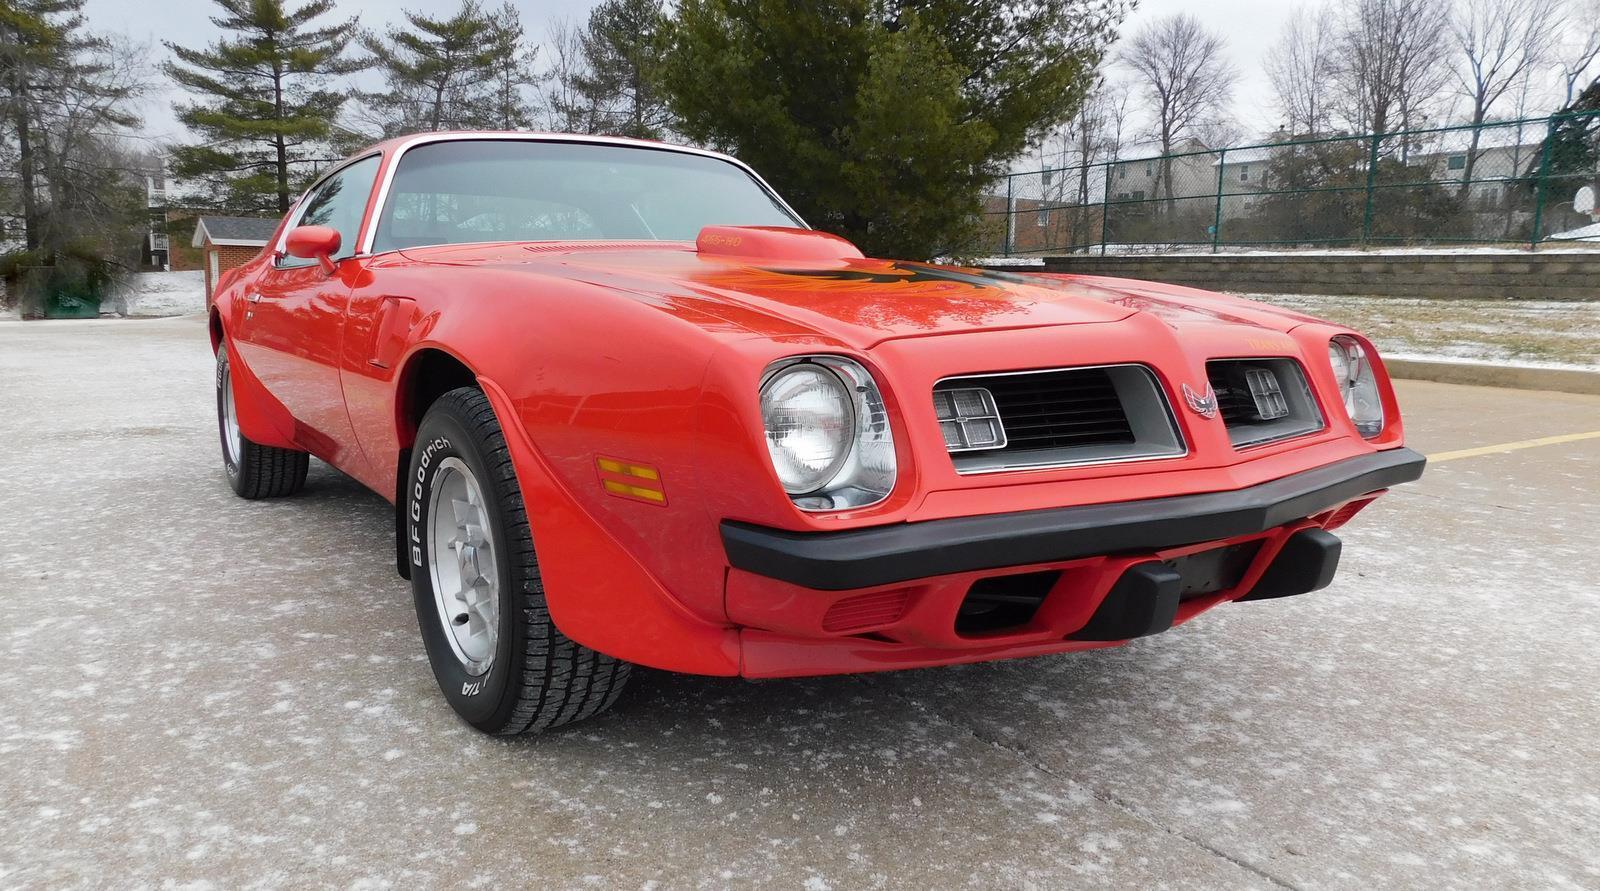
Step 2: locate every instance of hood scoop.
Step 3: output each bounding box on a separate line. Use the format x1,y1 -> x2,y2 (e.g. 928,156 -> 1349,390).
695,226 -> 863,262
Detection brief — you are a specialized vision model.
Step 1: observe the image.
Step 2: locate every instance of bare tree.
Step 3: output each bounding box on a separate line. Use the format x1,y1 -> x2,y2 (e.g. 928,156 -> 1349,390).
1558,0 -> 1600,107
1266,5 -> 1341,136
1117,13 -> 1238,205
1040,76 -> 1129,249
538,18 -> 599,133
1335,0 -> 1454,137
1451,0 -> 1564,187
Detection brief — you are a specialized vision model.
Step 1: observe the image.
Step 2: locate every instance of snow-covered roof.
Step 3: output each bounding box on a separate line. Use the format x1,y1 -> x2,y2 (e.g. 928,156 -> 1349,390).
192,216 -> 278,248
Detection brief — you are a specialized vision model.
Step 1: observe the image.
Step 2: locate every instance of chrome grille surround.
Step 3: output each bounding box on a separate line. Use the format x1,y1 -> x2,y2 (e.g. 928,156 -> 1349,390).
933,364 -> 1187,475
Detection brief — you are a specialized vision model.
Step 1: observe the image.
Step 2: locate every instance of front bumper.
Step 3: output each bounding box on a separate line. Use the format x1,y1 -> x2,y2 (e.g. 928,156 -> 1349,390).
723,448 -> 1425,590
720,448 -> 1424,677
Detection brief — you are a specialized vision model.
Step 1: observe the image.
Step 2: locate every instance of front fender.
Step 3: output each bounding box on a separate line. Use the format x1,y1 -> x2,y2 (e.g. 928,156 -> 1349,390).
475,376 -> 741,676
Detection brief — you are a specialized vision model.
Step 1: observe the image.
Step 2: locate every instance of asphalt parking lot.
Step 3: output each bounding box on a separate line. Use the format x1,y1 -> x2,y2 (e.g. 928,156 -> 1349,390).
2,316 -> 1597,890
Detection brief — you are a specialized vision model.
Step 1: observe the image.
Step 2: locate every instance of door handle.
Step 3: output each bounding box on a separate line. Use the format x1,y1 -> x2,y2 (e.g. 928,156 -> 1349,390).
246,292 -> 261,303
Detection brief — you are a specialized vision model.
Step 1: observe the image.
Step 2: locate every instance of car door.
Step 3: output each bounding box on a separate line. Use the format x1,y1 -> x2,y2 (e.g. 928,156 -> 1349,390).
234,155 -> 382,475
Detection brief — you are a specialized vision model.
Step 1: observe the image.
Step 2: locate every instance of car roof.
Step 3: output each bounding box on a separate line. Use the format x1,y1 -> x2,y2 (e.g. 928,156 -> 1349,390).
357,131 -> 744,168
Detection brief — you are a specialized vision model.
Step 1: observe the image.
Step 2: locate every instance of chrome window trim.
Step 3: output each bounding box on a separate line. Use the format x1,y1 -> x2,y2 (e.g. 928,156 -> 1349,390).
357,132 -> 809,257
932,363 -> 1190,475
271,151 -> 385,268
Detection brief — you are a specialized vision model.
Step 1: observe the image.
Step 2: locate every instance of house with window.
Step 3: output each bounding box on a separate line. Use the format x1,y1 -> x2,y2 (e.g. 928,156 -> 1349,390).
1415,141 -> 1542,205
1207,146 -> 1275,221
192,216 -> 278,303
1109,142 -> 1218,204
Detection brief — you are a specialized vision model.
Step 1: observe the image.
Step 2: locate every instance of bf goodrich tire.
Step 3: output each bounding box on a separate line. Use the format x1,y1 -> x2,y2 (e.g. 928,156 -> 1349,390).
407,387 -> 632,735
216,344 -> 309,499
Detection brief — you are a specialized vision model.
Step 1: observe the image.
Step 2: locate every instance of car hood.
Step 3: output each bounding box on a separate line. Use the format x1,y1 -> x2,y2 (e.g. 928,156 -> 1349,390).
398,242 -> 1324,349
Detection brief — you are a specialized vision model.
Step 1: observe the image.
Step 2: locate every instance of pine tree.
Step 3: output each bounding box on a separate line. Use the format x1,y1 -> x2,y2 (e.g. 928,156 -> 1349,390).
573,0 -> 672,139
485,3 -> 539,131
360,1 -> 516,136
659,0 -> 1126,258
164,0 -> 363,215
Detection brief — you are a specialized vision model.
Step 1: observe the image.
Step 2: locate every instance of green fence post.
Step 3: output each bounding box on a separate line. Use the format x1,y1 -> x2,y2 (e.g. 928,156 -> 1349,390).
1099,161 -> 1112,256
1003,173 -> 1015,257
1211,147 -> 1226,253
1360,132 -> 1381,246
1529,115 -> 1558,251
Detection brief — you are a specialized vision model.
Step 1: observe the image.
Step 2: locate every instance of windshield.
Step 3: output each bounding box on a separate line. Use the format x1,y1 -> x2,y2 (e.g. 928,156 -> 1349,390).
371,140 -> 802,252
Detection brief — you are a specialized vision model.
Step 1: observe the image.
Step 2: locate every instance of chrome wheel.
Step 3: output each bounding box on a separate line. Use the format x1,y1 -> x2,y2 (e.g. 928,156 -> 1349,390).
426,457 -> 500,676
220,355 -> 242,468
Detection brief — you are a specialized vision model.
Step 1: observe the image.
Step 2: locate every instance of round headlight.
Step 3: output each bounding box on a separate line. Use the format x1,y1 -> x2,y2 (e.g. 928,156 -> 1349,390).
760,363 -> 855,494
1328,335 -> 1385,438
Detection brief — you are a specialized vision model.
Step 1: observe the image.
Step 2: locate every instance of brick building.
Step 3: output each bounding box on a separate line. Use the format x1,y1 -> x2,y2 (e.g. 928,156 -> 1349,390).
192,216 -> 277,302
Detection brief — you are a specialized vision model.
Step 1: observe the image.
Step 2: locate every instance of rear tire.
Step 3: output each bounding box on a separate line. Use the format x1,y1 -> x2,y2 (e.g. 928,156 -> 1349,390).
216,344 -> 309,499
407,387 -> 632,735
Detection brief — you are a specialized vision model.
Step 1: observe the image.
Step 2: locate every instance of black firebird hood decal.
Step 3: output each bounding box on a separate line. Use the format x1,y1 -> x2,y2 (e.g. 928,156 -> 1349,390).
763,262 -> 1027,290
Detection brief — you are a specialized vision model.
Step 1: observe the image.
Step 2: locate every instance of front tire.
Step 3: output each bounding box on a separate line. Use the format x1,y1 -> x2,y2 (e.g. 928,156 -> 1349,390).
407,387 -> 631,735
216,344 -> 309,499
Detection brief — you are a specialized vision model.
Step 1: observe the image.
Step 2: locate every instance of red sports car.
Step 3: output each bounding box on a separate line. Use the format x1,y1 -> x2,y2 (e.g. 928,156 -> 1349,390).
211,133 -> 1424,734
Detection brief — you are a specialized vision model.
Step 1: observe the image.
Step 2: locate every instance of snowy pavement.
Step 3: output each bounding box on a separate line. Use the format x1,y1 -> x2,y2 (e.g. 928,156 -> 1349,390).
1,317 -> 1598,889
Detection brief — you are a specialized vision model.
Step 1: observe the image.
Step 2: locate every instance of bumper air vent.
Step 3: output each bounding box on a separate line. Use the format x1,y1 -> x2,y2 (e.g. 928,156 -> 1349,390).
956,570 -> 1061,635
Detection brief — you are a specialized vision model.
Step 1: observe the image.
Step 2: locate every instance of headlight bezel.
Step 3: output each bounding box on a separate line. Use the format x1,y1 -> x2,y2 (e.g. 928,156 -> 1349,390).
758,355 -> 898,512
1327,334 -> 1385,439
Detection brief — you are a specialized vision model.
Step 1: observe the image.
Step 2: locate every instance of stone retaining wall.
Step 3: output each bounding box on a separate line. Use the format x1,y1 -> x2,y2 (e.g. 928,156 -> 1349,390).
1026,252 -> 1600,300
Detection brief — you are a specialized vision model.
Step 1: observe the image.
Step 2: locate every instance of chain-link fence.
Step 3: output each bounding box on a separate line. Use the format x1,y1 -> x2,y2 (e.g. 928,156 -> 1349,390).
987,111 -> 1600,256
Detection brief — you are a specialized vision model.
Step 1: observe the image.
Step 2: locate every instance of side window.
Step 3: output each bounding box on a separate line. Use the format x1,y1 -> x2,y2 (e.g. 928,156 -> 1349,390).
278,155 -> 381,267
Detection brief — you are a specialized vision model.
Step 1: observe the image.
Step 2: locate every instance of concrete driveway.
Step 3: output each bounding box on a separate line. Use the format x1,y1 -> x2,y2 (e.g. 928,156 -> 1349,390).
1,316 -> 1597,889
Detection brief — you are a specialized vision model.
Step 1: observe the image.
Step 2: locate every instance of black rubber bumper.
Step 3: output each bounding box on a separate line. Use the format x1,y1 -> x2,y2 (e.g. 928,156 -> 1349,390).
721,448 -> 1426,591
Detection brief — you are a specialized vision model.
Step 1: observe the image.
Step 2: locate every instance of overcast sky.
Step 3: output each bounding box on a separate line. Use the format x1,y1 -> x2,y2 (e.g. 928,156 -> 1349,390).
86,0 -> 1301,146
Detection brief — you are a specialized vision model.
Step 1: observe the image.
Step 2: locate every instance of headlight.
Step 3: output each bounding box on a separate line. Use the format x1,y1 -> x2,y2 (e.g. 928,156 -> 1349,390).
1328,335 -> 1384,438
759,356 -> 897,510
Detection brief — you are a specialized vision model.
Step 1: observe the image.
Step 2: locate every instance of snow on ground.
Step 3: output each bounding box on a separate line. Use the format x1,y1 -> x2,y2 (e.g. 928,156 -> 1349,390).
108,270 -> 206,318
1239,293 -> 1600,369
0,269 -> 204,321
978,242 -> 1600,261
1550,221 -> 1600,241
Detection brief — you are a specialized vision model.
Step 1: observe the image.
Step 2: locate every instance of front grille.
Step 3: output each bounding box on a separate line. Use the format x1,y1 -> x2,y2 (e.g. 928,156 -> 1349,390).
978,367 -> 1135,450
935,364 -> 1184,474
1214,383 -> 1260,427
1206,359 -> 1325,448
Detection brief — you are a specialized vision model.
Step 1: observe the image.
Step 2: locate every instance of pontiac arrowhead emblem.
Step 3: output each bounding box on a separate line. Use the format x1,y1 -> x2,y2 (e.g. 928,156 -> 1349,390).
1182,383 -> 1218,419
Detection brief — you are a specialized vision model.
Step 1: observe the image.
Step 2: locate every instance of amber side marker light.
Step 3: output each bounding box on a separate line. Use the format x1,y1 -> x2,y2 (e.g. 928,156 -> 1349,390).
597,456 -> 667,505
